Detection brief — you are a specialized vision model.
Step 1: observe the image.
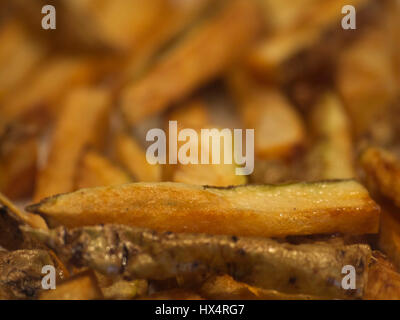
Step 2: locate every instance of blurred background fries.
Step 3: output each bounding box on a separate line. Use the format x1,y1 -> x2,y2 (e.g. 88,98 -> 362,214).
1,0 -> 400,300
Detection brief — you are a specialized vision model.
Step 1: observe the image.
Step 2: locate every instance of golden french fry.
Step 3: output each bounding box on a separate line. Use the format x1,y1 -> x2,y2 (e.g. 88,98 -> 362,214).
39,270 -> 103,300
27,180 -> 380,237
336,24 -> 398,137
0,57 -> 99,134
121,0 -> 262,124
76,150 -> 132,189
360,147 -> 400,207
34,88 -> 112,201
139,289 -> 203,300
165,99 -> 247,186
247,0 -> 370,82
307,92 -> 355,180
115,133 -> 161,182
200,274 -> 319,300
0,20 -> 46,100
227,69 -> 305,160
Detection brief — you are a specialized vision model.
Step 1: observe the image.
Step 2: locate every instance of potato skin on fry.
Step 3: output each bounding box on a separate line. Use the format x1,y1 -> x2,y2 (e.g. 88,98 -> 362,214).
27,224 -> 371,299
27,180 -> 379,237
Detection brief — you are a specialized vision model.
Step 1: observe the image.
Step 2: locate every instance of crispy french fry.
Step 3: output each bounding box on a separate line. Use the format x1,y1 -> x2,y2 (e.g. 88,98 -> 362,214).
379,205 -> 400,271
121,0 -> 262,124
307,92 -> 355,180
228,69 -> 305,160
165,99 -> 246,186
76,150 -> 132,189
39,270 -> 103,300
0,20 -> 46,100
115,133 -> 161,182
364,252 -> 400,300
360,147 -> 400,207
0,56 -> 104,137
34,88 -> 112,201
199,274 -> 319,300
27,180 -> 380,237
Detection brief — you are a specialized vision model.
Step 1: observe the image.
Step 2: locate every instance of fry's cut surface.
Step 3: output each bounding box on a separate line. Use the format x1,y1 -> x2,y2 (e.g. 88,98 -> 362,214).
27,180 -> 379,237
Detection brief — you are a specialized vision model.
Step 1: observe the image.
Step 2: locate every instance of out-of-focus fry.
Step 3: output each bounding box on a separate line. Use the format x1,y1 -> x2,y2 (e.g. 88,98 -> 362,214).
199,274 -> 319,300
0,20 -> 46,100
121,0 -> 262,124
364,252 -> 400,300
307,92 -> 355,180
336,25 -> 398,137
165,99 -> 246,186
76,150 -> 132,189
228,69 -> 305,160
101,279 -> 148,300
0,136 -> 37,199
34,88 -> 112,202
39,270 -> 103,300
360,147 -> 400,207
27,180 -> 380,237
0,57 -> 100,135
379,205 -> 400,271
247,0 -> 370,82
115,133 -> 161,182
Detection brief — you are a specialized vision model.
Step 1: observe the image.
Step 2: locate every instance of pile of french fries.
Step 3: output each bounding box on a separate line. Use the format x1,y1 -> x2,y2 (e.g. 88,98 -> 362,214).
1,0 -> 400,300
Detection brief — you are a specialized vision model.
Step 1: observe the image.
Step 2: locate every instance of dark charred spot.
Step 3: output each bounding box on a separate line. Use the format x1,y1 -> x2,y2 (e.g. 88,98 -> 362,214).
288,277 -> 297,285
70,243 -> 84,266
231,236 -> 238,243
237,248 -> 246,256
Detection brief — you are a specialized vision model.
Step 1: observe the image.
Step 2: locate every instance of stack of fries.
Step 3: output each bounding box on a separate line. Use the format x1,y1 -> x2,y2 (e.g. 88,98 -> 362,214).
1,0 -> 400,300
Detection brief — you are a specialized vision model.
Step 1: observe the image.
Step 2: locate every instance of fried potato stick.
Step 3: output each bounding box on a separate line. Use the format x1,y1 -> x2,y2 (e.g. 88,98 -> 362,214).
76,150 -> 132,189
360,147 -> 400,207
227,69 -> 305,160
115,133 -> 162,182
27,180 -> 380,236
121,0 -> 262,124
34,88 -> 112,201
307,92 -> 355,180
26,224 -> 372,299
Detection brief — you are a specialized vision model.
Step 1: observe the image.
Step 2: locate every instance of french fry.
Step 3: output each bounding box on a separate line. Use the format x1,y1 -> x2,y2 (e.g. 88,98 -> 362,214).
27,224 -> 372,299
336,24 -> 398,137
27,180 -> 380,237
247,0 -> 371,82
114,133 -> 162,182
0,20 -> 46,100
199,274 -> 319,300
364,252 -> 400,300
227,69 -> 305,160
121,0 -> 262,125
360,147 -> 400,207
76,150 -> 132,189
39,270 -> 103,300
34,88 -> 112,201
0,57 -> 99,134
307,92 -> 355,180
165,99 -> 246,186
